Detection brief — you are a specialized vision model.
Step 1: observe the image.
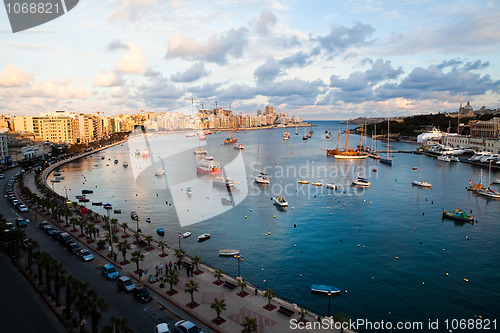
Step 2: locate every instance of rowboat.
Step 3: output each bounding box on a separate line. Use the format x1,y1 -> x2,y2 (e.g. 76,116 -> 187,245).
219,249 -> 240,256
182,232 -> 191,238
198,233 -> 211,242
311,284 -> 341,294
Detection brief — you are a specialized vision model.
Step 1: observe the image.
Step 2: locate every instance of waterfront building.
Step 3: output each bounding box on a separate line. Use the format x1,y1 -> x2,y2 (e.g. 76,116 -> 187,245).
443,134 -> 500,153
470,117 -> 500,138
459,101 -> 474,117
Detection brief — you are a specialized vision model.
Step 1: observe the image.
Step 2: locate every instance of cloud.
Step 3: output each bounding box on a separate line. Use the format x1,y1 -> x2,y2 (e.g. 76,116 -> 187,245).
92,71 -> 124,87
254,56 -> 283,84
0,65 -> 33,87
218,83 -> 257,101
166,27 -> 249,64
259,78 -> 325,98
187,82 -> 221,99
279,51 -> 311,68
170,62 -> 208,82
107,39 -> 129,51
316,22 -> 375,53
329,58 -> 403,103
376,64 -> 500,100
108,0 -> 158,21
138,77 -> 184,107
254,9 -> 277,36
115,43 -> 147,74
13,81 -> 91,99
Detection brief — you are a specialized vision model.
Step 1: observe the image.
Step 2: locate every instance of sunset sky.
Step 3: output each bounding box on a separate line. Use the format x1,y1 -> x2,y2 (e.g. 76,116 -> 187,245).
1,0 -> 499,119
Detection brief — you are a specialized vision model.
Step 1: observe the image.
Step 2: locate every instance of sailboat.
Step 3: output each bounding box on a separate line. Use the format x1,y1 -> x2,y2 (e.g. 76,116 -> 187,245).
370,124 -> 379,159
412,157 -> 432,187
283,128 -> 290,140
255,140 -> 270,184
302,127 -> 308,140
466,170 -> 483,191
478,160 -> 500,199
351,158 -> 370,187
295,127 -> 298,135
379,117 -> 393,165
223,129 -> 237,144
327,123 -> 368,159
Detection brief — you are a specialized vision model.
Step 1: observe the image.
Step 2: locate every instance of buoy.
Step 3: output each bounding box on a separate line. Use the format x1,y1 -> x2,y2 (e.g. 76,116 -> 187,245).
299,274 -> 302,277
414,228 -> 416,230
422,212 -> 424,215
294,224 -> 296,228
464,278 -> 469,282
273,215 -> 275,218
370,201 -> 372,204
293,244 -> 296,247
267,232 -> 271,235
422,282 -> 425,285
245,216 -> 247,219
465,236 -> 469,240
357,244 -> 360,247
291,207 -> 294,210
395,256 -> 399,260
249,209 -> 252,212
420,241 -> 423,244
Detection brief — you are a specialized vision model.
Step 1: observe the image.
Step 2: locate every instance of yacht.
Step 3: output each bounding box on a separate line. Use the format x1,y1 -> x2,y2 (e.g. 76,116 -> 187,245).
273,196 -> 288,207
193,148 -> 208,155
352,177 -> 370,187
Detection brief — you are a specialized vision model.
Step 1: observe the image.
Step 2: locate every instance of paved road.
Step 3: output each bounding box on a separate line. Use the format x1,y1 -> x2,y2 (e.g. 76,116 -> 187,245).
0,168 -> 67,333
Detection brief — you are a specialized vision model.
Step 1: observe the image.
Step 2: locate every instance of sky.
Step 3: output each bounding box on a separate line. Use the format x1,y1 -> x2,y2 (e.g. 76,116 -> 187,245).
1,0 -> 500,120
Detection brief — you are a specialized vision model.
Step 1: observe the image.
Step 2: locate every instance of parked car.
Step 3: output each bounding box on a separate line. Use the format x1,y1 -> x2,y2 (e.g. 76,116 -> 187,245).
133,287 -> 151,303
16,218 -> 27,228
101,264 -> 119,280
45,226 -> 56,236
0,173 -> 5,179
52,231 -> 63,239
66,242 -> 81,254
17,203 -> 29,212
77,249 -> 94,262
174,320 -> 203,333
117,276 -> 135,293
59,232 -> 72,245
155,323 -> 170,333
39,221 -> 50,230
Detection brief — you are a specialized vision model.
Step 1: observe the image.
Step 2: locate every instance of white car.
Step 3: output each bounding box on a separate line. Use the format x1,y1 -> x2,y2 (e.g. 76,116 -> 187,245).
174,320 -> 203,333
154,323 -> 170,333
117,276 -> 135,293
17,204 -> 29,212
77,249 -> 94,262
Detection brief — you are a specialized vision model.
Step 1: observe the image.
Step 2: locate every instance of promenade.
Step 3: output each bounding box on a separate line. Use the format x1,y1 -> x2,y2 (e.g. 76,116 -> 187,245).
21,153 -> 343,333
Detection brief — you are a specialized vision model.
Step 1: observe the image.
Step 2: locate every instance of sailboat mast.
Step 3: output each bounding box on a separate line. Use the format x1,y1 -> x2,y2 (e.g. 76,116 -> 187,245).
336,125 -> 340,151
345,121 -> 349,151
387,117 -> 390,158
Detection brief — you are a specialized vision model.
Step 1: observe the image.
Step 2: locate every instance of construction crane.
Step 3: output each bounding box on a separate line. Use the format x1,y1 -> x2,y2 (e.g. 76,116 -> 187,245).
186,97 -> 199,114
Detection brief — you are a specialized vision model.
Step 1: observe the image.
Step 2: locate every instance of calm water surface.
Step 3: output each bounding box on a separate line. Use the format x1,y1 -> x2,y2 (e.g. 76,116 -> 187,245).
50,121 -> 500,332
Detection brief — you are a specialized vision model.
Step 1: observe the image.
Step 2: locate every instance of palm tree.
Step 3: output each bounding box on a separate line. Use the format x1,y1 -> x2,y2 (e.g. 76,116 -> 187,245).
88,289 -> 109,333
64,275 -> 78,318
97,239 -> 106,250
34,251 -> 49,286
133,231 -> 141,244
52,260 -> 67,307
102,316 -> 133,333
165,269 -> 180,294
77,217 -> 87,237
75,282 -> 90,333
334,311 -> 351,332
184,280 -> 199,306
298,307 -> 308,323
110,218 -> 119,233
264,288 -> 276,309
237,277 -> 248,296
241,316 -> 258,333
70,217 -> 79,231
214,269 -> 224,284
144,234 -> 153,248
85,223 -> 97,241
44,255 -> 55,294
211,297 -> 226,322
117,240 -> 131,262
174,249 -> 186,261
105,232 -> 118,259
121,222 -> 129,236
192,255 -> 202,273
22,237 -> 39,274
62,205 -> 72,226
158,241 -> 167,256
131,250 -> 144,274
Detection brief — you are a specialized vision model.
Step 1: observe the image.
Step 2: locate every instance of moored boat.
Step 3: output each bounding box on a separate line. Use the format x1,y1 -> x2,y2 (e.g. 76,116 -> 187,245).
182,232 -> 191,238
155,169 -> 165,176
114,159 -> 118,164
412,180 -> 432,188
311,182 -> 322,186
123,162 -> 128,168
219,249 -> 240,256
103,203 -> 113,210
298,180 -> 309,184
311,284 -> 341,294
442,209 -> 474,223
186,187 -> 193,195
352,177 -> 370,187
273,196 -> 288,207
131,211 -> 138,220
82,189 -> 94,194
156,228 -> 165,236
212,177 -> 236,189
234,143 -> 244,149
325,183 -> 338,190
478,187 -> 500,199
193,148 -> 208,155
92,202 -> 103,206
196,156 -> 222,174
113,209 -> 122,214
145,217 -> 151,223
198,233 -> 211,242
79,197 -> 90,202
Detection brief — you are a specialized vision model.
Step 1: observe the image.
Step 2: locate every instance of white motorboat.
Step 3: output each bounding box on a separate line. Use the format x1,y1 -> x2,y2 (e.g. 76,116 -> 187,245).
155,168 -> 165,176
492,179 -> 500,184
193,148 -> 208,155
186,187 -> 193,195
325,183 -> 338,190
311,182 -> 322,186
122,162 -> 128,168
437,155 -> 451,162
183,232 -> 191,238
254,141 -> 270,184
273,196 -> 288,207
352,177 -> 370,187
412,180 -> 432,187
234,143 -> 244,149
145,217 -> 151,223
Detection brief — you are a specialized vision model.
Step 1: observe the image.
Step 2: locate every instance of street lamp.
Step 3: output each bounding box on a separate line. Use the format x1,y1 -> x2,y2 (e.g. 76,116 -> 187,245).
234,254 -> 244,278
64,187 -> 68,199
135,217 -> 140,233
178,233 -> 181,250
327,291 -> 332,317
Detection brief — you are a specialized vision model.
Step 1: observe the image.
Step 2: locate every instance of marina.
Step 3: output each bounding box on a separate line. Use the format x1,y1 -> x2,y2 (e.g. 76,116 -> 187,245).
47,120 -> 500,327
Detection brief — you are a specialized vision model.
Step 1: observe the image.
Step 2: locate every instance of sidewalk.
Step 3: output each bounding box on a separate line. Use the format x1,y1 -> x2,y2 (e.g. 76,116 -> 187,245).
22,159 -> 342,333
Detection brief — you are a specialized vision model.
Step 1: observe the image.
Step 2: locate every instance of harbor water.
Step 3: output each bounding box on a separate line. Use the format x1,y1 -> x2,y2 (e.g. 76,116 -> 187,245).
49,121 -> 500,332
